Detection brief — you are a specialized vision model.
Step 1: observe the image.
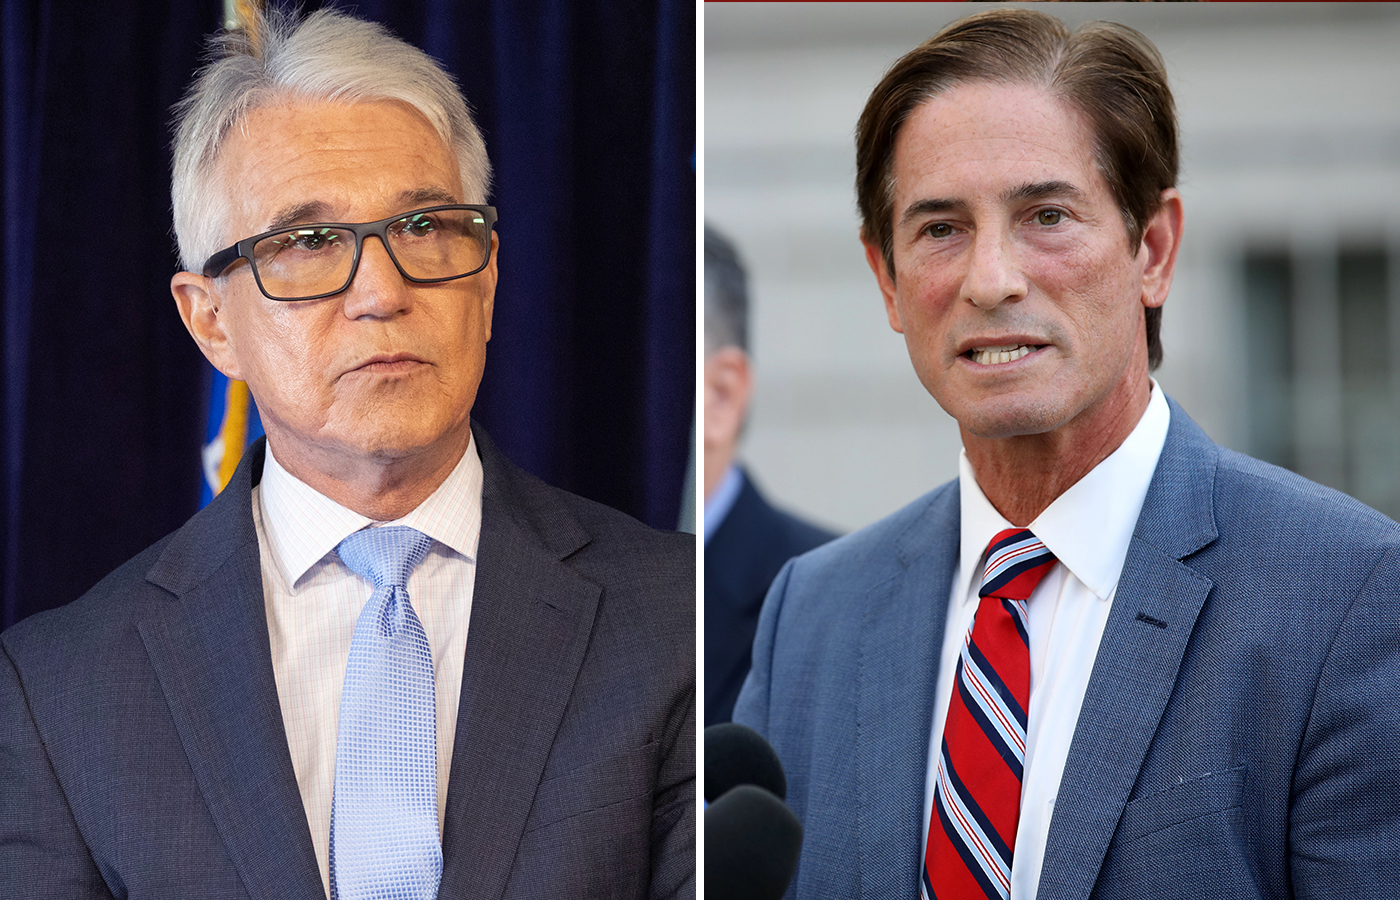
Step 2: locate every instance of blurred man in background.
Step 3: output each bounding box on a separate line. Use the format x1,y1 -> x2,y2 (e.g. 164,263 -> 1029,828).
704,225 -> 835,726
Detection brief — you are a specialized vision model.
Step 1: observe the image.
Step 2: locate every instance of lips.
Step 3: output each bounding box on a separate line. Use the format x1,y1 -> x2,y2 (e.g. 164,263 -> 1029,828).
965,343 -> 1042,366
349,352 -> 427,374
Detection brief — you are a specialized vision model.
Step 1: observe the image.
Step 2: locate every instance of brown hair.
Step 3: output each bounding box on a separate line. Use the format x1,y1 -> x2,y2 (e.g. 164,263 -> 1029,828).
855,9 -> 1177,369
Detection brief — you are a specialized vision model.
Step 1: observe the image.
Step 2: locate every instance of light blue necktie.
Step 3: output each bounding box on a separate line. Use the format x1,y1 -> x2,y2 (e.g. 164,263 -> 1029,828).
331,525 -> 441,900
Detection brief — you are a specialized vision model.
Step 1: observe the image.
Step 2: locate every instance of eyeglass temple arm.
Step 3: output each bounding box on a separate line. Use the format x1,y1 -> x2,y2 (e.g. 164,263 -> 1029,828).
201,243 -> 246,279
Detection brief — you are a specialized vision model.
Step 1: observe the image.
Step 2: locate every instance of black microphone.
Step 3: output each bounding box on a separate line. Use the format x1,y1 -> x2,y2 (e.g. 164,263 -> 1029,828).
705,784 -> 803,900
704,722 -> 787,803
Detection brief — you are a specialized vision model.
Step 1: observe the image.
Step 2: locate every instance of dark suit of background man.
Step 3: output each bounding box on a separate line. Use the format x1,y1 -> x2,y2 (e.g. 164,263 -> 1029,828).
703,225 -> 836,726
0,8 -> 693,899
735,9 -> 1400,899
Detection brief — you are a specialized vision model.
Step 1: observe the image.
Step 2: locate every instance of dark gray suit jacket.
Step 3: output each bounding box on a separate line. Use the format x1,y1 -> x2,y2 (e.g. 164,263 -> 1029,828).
735,398 -> 1400,898
0,427 -> 694,899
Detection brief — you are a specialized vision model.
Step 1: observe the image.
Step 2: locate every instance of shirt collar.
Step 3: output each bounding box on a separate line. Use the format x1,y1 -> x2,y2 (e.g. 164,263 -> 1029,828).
956,382 -> 1171,604
258,433 -> 484,591
703,463 -> 744,544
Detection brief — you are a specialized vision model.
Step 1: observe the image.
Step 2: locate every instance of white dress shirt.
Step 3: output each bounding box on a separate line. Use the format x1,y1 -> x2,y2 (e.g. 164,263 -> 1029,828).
252,437 -> 483,898
922,384 -> 1170,899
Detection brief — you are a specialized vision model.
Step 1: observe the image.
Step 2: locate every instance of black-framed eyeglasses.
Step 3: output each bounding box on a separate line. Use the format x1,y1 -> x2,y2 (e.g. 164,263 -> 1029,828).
200,204 -> 497,302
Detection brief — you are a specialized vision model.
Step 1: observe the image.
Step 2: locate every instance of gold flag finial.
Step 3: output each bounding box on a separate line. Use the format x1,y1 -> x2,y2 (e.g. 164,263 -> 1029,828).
230,0 -> 268,57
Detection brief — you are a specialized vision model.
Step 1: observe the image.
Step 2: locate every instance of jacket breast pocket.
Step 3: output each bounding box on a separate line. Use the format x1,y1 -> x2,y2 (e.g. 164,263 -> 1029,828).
1114,764 -> 1248,845
506,742 -> 662,897
523,740 -> 660,834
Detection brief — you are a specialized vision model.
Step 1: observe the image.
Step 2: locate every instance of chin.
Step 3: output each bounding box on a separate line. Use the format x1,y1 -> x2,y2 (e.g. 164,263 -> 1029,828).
335,412 -> 460,460
946,394 -> 1074,441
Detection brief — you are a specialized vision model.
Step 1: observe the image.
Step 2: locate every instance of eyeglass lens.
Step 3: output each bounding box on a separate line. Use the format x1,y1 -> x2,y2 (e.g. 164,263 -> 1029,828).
251,208 -> 492,299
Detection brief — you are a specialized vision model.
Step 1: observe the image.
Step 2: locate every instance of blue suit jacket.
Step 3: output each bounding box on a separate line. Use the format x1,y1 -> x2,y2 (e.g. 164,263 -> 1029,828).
0,427 -> 694,899
734,398 -> 1400,898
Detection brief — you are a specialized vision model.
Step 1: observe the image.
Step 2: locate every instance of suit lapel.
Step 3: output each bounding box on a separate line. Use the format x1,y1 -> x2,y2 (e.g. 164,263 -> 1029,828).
1037,401 -> 1220,900
136,441 -> 325,900
857,483 -> 959,898
437,429 -> 600,899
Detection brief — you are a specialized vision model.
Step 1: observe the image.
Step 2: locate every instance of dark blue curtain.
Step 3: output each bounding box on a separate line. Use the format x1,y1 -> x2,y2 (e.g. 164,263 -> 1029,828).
0,0 -> 695,629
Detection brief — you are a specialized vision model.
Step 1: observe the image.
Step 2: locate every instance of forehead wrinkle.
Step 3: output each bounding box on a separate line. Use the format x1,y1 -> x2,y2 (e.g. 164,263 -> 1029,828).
218,100 -> 465,252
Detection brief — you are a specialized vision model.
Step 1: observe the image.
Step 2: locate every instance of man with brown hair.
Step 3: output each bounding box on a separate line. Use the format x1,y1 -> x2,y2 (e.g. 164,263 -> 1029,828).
734,9 -> 1400,898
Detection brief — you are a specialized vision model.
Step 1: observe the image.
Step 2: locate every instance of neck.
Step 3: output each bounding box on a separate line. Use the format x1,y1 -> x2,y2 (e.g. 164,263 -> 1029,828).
963,380 -> 1151,527
267,428 -> 472,521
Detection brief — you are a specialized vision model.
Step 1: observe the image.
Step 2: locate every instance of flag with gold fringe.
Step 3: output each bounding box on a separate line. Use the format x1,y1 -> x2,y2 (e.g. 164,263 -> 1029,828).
200,371 -> 264,507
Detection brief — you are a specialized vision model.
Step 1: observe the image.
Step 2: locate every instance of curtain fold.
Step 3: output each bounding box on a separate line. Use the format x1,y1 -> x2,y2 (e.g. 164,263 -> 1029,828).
1,0 -> 45,626
0,0 -> 695,629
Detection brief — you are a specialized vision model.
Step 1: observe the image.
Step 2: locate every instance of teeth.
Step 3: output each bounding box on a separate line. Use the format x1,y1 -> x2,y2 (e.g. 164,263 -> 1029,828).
970,344 -> 1033,366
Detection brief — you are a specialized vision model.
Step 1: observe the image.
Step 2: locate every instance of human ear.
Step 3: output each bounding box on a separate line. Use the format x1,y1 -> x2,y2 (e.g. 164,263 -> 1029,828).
863,236 -> 904,333
479,231 -> 498,342
171,271 -> 244,379
703,346 -> 752,453
1139,189 -> 1184,310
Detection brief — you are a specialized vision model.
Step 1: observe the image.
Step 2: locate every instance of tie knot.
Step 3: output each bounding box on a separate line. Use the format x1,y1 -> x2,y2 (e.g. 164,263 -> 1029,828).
336,525 -> 433,590
979,528 -> 1056,601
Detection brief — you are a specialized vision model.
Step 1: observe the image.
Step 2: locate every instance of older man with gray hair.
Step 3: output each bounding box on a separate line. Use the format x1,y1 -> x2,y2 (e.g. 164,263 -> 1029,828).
0,8 -> 693,900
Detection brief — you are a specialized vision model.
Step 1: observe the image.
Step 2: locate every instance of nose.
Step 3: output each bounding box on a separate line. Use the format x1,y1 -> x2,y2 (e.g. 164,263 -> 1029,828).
962,227 -> 1027,310
340,234 -> 412,319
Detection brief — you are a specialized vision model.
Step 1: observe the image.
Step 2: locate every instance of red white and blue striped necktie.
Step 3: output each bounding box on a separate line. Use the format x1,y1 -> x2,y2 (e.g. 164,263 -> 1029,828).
923,528 -> 1057,900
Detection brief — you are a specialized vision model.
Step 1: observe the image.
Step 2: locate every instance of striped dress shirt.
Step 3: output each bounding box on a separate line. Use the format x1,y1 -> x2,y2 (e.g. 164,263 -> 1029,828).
252,436 -> 483,898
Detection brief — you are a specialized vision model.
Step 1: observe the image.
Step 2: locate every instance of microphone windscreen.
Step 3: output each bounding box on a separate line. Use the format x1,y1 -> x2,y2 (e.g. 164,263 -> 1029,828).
705,784 -> 803,900
704,722 -> 787,802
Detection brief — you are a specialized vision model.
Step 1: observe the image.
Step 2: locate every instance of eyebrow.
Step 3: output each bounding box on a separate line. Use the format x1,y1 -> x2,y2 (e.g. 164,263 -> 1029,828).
1005,179 -> 1085,204
898,180 -> 1087,226
262,187 -> 462,232
265,201 -> 334,232
900,197 -> 967,225
398,186 -> 460,208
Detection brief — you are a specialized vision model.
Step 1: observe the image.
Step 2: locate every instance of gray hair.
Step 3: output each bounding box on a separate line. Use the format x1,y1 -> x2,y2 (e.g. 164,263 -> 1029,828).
171,7 -> 492,272
704,224 -> 748,356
